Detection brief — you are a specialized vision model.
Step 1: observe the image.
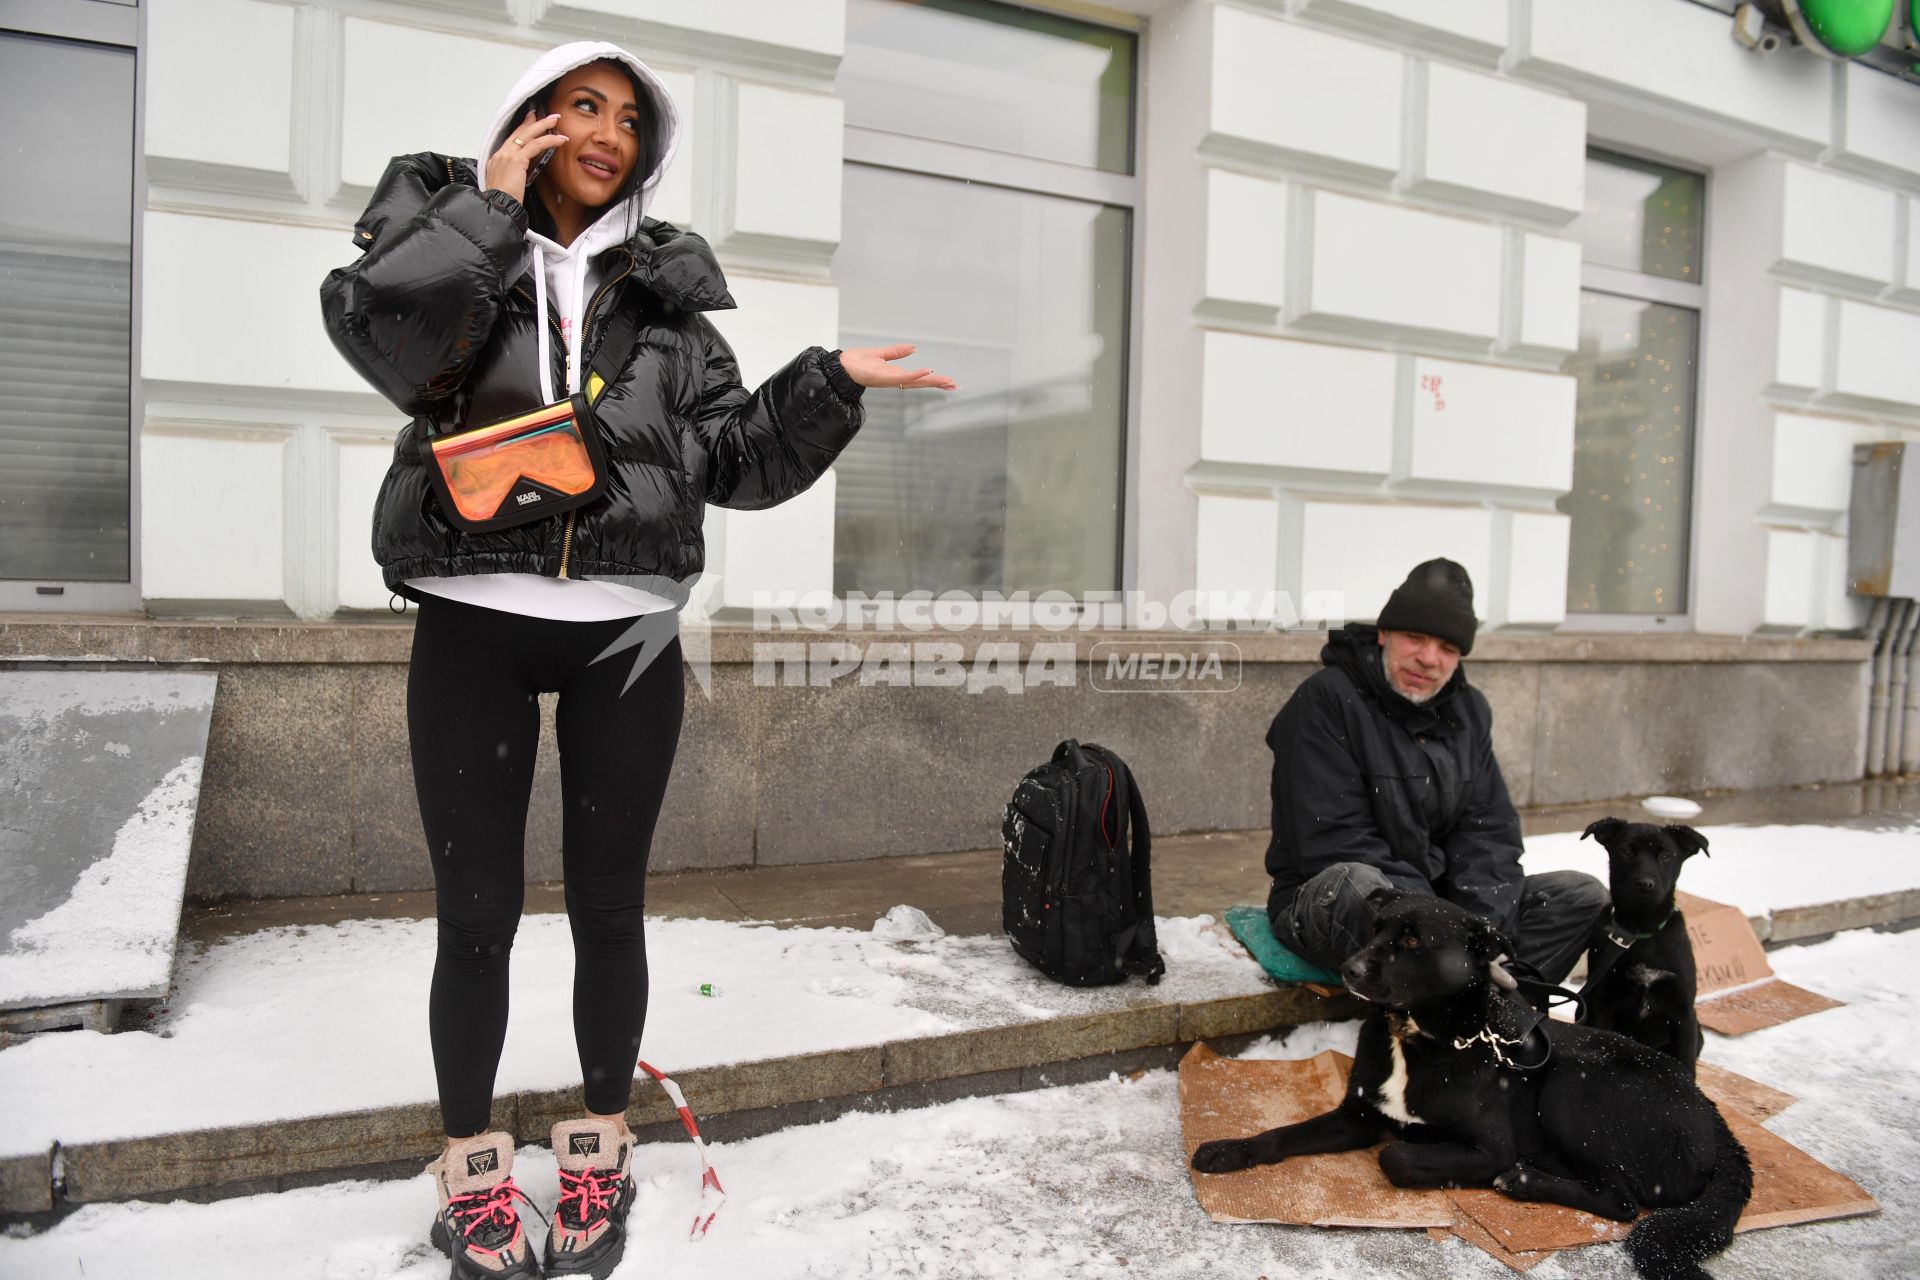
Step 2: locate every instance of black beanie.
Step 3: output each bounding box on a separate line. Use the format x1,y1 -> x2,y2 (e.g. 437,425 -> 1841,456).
1375,558 -> 1477,655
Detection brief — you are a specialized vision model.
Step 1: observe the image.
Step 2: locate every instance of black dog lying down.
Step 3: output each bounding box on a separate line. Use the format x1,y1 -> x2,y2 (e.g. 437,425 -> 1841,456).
1192,893 -> 1751,1280
1580,818 -> 1708,1074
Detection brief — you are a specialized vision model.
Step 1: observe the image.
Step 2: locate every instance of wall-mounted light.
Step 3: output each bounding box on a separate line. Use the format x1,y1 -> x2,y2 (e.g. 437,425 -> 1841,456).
1748,0 -> 1897,58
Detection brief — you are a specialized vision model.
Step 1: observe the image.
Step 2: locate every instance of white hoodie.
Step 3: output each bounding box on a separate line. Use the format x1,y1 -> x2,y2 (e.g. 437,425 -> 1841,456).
478,40 -> 682,403
409,41 -> 684,622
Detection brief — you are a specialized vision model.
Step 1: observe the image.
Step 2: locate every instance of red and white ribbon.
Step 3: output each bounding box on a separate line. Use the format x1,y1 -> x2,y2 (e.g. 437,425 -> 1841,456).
637,1059 -> 727,1240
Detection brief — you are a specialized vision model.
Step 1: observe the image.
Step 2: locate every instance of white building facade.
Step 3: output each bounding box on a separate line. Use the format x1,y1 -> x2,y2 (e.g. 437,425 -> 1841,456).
6,0 -> 1920,640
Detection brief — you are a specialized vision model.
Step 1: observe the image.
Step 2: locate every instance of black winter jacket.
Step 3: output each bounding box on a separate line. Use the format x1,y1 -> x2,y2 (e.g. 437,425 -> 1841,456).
320,153 -> 864,597
1264,624 -> 1524,935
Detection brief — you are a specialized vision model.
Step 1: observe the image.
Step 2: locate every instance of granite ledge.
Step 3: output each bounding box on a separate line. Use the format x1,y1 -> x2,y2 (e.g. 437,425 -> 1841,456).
0,1147 -> 52,1215
0,616 -> 1871,667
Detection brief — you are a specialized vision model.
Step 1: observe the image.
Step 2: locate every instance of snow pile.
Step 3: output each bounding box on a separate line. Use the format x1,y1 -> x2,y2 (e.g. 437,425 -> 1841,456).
1154,913 -> 1249,965
1234,1020 -> 1362,1062
0,913 -> 1264,1156
871,904 -> 946,943
3,926 -> 1911,1279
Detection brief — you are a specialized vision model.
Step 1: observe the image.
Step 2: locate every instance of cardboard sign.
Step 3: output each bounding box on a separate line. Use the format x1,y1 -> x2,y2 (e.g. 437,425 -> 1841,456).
1678,892 -> 1845,1035
1679,892 -> 1774,995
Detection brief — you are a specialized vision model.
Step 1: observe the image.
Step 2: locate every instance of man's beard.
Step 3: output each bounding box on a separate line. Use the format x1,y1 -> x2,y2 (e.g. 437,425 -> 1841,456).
1388,669 -> 1439,705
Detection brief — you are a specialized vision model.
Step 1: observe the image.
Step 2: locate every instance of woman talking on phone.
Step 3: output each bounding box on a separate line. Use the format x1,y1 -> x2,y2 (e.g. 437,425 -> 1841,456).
321,41 -> 952,1279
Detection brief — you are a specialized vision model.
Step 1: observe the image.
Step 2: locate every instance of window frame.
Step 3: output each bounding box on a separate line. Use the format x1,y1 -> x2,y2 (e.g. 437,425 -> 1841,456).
835,0 -> 1145,611
1561,146 -> 1707,634
0,0 -> 146,614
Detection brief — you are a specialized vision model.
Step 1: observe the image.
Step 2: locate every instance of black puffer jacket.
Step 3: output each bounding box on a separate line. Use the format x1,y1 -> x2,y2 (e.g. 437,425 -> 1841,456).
1264,624 -> 1524,934
320,153 -> 864,597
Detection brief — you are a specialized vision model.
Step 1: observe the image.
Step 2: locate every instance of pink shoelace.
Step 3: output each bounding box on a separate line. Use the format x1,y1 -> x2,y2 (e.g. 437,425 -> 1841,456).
557,1165 -> 620,1228
449,1177 -> 543,1263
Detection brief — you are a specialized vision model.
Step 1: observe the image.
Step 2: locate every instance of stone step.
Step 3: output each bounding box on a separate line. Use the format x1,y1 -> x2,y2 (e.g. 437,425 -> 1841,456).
1,984 -> 1348,1213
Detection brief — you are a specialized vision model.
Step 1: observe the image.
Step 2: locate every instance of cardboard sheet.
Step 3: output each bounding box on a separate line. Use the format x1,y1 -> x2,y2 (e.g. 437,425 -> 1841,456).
1451,1098 -> 1879,1255
1678,891 -> 1845,1036
1183,1043 -> 1877,1268
1427,1219 -> 1551,1273
1695,1060 -> 1796,1123
1449,1188 -> 1627,1253
1179,1043 -> 1452,1228
1719,1106 -> 1880,1232
1696,980 -> 1845,1036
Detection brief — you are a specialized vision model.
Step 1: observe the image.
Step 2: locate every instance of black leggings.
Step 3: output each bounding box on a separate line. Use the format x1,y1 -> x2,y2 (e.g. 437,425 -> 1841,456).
407,594 -> 684,1138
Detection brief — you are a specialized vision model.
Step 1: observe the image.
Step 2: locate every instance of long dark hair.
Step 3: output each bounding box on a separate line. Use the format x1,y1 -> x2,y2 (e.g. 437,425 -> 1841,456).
520,58 -> 654,245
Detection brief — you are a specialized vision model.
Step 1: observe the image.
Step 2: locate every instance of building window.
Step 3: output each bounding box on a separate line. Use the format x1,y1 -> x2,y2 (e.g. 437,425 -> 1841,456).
1560,150 -> 1704,618
0,5 -> 141,608
832,0 -> 1137,597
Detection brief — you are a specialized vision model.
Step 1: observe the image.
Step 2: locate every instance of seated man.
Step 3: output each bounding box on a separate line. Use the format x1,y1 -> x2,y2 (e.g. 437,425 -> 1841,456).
1265,558 -> 1607,982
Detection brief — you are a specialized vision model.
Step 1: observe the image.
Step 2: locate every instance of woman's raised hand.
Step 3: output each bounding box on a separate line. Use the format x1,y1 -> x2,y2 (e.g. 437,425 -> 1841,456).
838,345 -> 958,392
485,110 -> 567,204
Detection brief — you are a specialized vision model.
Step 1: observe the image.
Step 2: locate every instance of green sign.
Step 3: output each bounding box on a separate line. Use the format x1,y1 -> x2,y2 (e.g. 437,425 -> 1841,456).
1788,0 -> 1896,56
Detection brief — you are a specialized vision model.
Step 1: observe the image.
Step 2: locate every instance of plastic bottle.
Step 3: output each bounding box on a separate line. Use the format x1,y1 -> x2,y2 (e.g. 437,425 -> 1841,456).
690,982 -> 723,998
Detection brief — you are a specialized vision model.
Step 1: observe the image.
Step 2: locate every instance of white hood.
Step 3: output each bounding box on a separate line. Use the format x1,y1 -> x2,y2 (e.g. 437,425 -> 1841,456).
478,41 -> 682,400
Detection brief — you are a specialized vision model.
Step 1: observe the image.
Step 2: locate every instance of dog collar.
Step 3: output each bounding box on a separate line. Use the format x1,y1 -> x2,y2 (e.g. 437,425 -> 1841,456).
1605,905 -> 1675,945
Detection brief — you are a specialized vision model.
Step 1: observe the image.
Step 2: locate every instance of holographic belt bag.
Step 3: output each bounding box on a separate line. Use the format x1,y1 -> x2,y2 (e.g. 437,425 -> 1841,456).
420,304 -> 641,534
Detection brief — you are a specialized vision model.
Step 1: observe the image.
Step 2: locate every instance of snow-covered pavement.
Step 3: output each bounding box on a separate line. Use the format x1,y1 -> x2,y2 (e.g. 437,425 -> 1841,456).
7,820 -> 1915,1160
4,924 -> 1915,1279
0,913 -> 1269,1158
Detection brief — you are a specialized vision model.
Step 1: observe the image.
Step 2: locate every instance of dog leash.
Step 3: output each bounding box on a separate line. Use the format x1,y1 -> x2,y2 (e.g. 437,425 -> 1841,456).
1494,952 -> 1589,1024
1454,991 -> 1574,1073
1457,971 -> 1585,1071
1513,975 -> 1586,1023
636,1060 -> 727,1240
1452,1021 -> 1552,1072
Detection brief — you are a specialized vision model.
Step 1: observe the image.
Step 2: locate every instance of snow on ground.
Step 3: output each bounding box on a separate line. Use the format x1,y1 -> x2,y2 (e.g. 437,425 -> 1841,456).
5,817 -> 1920,1157
4,926 -> 1916,1279
1521,821 -> 1920,917
0,914 -> 1268,1155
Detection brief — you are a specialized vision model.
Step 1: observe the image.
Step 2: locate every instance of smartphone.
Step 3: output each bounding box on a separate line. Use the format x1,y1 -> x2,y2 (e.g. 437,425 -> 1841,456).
516,96 -> 559,183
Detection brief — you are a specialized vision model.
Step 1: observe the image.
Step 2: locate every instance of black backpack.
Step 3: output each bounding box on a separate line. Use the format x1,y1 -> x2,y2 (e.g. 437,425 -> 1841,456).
1001,740 -> 1165,986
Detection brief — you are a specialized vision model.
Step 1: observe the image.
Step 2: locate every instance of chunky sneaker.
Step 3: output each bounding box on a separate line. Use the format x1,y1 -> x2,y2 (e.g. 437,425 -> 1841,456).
426,1131 -> 544,1278
543,1118 -> 636,1278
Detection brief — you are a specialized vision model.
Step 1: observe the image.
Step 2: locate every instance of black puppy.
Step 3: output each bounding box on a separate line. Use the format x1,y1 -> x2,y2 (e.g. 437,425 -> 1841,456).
1191,893 -> 1751,1280
1580,818 -> 1708,1075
